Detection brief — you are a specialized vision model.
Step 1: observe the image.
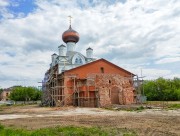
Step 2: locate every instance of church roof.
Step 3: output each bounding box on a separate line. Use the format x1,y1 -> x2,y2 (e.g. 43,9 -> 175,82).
65,58 -> 135,76
58,44 -> 66,48
51,53 -> 58,56
86,47 -> 93,50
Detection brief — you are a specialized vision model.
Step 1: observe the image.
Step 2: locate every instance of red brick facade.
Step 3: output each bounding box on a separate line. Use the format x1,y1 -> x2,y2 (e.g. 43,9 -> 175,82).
43,58 -> 135,107
62,59 -> 135,107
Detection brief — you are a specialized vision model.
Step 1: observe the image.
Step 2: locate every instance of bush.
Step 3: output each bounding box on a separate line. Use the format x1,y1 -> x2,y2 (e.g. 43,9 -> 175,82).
10,86 -> 42,101
143,77 -> 180,101
0,124 -> 4,130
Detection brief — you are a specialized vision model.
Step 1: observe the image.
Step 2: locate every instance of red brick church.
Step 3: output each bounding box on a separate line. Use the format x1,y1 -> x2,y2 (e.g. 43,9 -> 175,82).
42,21 -> 136,107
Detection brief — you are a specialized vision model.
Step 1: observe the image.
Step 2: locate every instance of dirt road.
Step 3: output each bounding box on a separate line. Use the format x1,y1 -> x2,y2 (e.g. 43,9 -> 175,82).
0,105 -> 179,136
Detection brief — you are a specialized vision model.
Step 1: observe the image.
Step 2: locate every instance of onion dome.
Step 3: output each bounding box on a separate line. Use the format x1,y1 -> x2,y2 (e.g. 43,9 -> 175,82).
62,25 -> 79,43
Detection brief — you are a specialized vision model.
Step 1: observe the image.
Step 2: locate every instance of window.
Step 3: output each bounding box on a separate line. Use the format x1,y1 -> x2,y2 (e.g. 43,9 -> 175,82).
75,58 -> 78,63
79,58 -> 82,64
75,57 -> 83,64
100,67 -> 104,73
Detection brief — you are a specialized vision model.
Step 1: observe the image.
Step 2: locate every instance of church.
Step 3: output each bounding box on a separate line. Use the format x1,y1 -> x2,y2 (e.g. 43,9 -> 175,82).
42,20 -> 136,107
50,25 -> 96,73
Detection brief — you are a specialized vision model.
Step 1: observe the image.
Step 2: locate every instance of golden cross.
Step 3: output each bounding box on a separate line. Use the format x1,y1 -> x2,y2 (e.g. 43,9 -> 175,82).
68,15 -> 72,25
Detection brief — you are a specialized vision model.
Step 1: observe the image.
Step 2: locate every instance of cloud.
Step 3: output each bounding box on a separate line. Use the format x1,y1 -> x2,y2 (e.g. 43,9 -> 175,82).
0,0 -> 9,7
0,0 -> 180,88
155,57 -> 180,64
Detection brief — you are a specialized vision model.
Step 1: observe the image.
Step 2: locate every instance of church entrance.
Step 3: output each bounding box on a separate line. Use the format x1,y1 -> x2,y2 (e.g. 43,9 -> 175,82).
111,87 -> 123,104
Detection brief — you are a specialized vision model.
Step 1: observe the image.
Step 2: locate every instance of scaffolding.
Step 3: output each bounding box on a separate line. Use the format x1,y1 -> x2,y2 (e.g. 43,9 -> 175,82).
42,67 -> 98,107
73,75 -> 99,107
133,75 -> 146,104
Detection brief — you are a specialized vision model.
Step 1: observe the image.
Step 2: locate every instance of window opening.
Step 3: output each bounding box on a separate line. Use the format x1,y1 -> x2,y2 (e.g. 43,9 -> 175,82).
100,67 -> 104,73
75,58 -> 78,63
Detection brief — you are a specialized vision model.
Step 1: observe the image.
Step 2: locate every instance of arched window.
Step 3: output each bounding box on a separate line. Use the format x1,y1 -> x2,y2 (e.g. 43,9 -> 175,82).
73,54 -> 85,65
79,58 -> 82,64
75,58 -> 78,63
75,57 -> 83,64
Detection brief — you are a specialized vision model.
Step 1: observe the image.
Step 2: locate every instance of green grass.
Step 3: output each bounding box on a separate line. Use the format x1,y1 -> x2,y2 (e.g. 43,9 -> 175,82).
146,101 -> 180,110
0,105 -> 5,112
167,104 -> 180,110
0,124 -> 137,136
0,104 -> 6,107
146,101 -> 180,105
135,106 -> 145,112
104,106 -> 145,112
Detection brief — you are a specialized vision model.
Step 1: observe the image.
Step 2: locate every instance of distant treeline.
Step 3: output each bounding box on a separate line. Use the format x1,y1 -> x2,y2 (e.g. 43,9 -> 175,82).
143,77 -> 180,101
10,86 -> 42,101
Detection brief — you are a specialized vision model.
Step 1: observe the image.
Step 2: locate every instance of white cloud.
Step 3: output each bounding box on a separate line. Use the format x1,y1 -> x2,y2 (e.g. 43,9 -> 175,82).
155,57 -> 180,64
140,68 -> 171,79
0,0 -> 180,88
0,0 -> 9,7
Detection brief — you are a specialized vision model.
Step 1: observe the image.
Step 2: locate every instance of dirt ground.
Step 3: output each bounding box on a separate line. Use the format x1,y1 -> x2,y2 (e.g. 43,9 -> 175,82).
0,105 -> 180,136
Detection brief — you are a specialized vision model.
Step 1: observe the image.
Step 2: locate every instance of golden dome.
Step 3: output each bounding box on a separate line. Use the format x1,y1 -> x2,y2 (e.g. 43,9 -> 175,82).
62,25 -> 79,43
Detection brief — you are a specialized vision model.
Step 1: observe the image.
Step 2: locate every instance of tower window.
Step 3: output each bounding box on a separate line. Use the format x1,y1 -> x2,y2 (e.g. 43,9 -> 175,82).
100,67 -> 104,73
75,58 -> 83,64
79,58 -> 82,64
75,58 -> 78,63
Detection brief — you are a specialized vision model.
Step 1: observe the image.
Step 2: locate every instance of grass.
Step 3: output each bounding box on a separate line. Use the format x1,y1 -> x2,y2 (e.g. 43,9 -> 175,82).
167,104 -> 180,110
0,105 -> 6,112
0,104 -> 6,107
147,101 -> 180,104
104,105 -> 145,112
135,106 -> 145,112
146,101 -> 180,110
0,124 -> 137,136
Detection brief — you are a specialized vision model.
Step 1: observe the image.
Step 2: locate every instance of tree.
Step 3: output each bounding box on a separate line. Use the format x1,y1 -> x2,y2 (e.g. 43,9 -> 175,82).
143,77 -> 180,101
0,88 -> 3,94
10,86 -> 42,101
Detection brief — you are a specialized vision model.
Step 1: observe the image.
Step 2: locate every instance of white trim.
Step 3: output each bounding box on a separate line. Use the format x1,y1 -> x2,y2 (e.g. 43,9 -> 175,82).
72,53 -> 86,64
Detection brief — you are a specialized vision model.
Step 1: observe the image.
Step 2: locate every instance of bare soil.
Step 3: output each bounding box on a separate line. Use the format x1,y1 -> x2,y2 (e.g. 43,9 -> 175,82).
0,105 -> 180,136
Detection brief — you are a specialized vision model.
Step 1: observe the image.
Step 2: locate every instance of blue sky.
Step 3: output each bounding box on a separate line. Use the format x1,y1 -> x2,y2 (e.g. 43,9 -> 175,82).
0,0 -> 36,19
0,0 -> 180,88
7,0 -> 36,15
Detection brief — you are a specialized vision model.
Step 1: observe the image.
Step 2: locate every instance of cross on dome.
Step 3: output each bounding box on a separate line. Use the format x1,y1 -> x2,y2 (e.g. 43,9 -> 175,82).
62,16 -> 80,43
68,15 -> 72,26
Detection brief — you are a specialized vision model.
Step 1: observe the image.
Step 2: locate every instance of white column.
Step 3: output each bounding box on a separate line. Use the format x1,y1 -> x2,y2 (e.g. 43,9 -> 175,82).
67,42 -> 76,52
86,48 -> 93,58
58,45 -> 66,56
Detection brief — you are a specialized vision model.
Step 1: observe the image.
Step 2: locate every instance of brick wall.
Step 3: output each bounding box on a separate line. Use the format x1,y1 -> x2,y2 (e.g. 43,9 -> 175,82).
61,59 -> 135,107
95,74 -> 134,107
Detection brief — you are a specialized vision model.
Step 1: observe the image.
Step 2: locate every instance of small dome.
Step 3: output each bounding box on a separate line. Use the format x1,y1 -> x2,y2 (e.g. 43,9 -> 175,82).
62,25 -> 79,43
86,47 -> 93,50
58,44 -> 66,48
